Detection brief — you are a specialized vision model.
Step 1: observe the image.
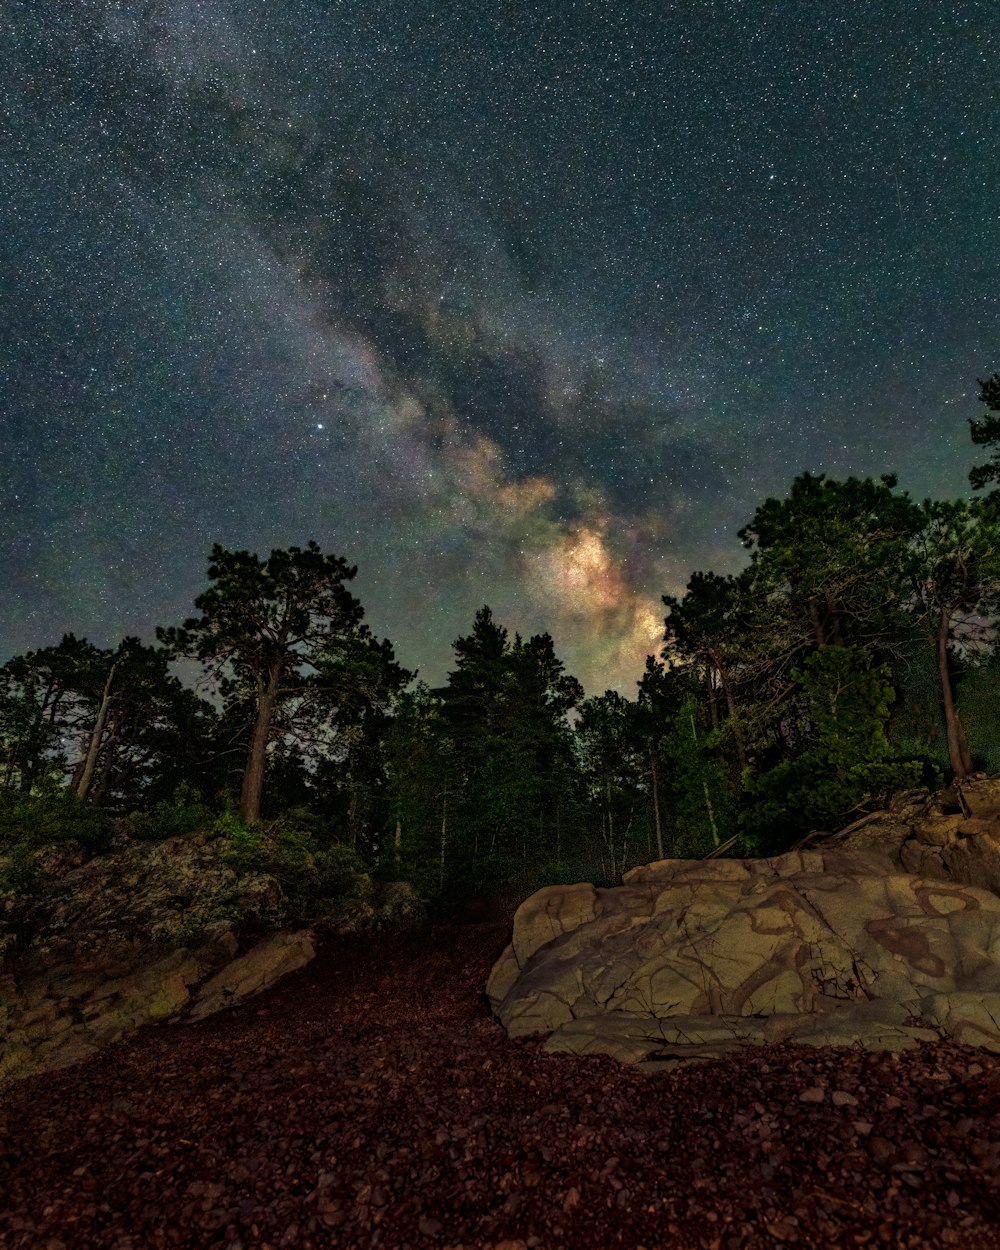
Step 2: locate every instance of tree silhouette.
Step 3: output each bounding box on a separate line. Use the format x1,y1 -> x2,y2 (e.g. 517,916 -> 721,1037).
158,543 -> 396,825
969,373 -> 1000,490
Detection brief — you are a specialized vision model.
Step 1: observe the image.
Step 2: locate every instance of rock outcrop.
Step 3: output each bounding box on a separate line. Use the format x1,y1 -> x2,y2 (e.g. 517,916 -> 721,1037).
804,773 -> 1000,895
0,831 -> 425,1082
488,841 -> 1000,1069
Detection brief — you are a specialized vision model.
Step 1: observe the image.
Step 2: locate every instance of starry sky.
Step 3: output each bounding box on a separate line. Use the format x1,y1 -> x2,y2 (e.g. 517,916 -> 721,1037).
3,0 -> 998,694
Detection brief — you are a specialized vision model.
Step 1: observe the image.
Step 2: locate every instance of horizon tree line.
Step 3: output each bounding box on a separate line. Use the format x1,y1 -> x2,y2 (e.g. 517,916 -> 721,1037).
3,377 -> 1000,898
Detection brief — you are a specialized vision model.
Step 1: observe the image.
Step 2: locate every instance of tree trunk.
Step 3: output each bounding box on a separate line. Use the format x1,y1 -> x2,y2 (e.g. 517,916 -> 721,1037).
240,662 -> 282,824
603,789 -> 616,881
706,674 -> 720,731
650,753 -> 664,860
714,654 -> 747,771
828,598 -> 845,646
690,710 -> 720,848
808,600 -> 826,646
439,793 -> 447,893
348,777 -> 359,849
91,721 -> 120,804
937,610 -> 973,779
76,662 -> 118,801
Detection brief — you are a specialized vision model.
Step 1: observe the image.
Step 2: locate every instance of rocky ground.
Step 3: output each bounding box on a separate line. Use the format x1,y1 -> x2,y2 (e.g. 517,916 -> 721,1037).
3,922 -> 1000,1250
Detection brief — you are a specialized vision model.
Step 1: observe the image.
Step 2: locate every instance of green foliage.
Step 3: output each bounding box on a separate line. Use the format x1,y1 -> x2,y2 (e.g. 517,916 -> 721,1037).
121,784 -> 215,842
11,454 -> 1000,903
741,647 -> 922,853
969,373 -> 1000,491
410,607 -> 585,899
216,812 -> 369,921
0,633 -> 209,812
0,787 -> 111,855
158,541 -> 409,826
0,839 -> 41,896
886,638 -> 946,749
738,473 -> 922,647
957,651 -> 1000,773
661,695 -> 734,857
534,860 -> 579,887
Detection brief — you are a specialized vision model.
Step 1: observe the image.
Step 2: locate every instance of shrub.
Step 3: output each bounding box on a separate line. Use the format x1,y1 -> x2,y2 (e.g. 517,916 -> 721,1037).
216,814 -> 370,923
0,839 -> 41,896
0,787 -> 111,855
122,784 -> 214,842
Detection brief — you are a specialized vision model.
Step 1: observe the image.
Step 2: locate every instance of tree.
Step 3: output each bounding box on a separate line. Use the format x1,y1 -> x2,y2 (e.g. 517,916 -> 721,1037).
0,634 -> 203,811
70,637 -> 201,805
575,690 -> 646,881
437,607 -> 583,894
159,542 -> 400,825
383,684 -> 461,898
910,498 -> 1000,777
0,634 -> 99,792
741,646 -> 921,852
661,692 -> 731,855
738,473 -> 921,650
968,373 -> 1000,490
307,632 -> 411,849
662,569 -> 772,771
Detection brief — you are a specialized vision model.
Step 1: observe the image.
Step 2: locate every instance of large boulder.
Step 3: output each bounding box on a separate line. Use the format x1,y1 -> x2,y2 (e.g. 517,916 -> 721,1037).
487,848 -> 1000,1069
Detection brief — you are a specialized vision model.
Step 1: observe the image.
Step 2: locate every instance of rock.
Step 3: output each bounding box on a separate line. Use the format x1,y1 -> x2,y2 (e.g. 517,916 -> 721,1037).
188,931 -> 315,1021
918,991 -> 1000,1050
832,775 -> 1000,897
953,775 -> 1000,817
0,833 -> 427,1084
373,881 -> 427,930
487,883 -> 599,1008
488,848 -> 1000,1067
910,815 -> 964,846
317,881 -> 427,936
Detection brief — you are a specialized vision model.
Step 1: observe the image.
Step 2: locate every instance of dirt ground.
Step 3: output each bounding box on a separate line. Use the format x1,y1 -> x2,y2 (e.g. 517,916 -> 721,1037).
3,922 -> 1000,1249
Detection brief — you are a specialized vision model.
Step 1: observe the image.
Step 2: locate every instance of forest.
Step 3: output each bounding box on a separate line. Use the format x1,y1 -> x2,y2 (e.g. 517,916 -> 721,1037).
4,376 -> 1000,912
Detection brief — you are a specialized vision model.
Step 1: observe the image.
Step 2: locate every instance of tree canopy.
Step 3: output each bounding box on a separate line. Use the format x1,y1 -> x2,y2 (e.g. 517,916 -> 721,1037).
6,376 -> 1000,903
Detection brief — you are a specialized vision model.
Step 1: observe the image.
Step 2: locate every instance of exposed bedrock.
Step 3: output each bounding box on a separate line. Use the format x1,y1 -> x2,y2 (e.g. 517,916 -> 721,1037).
0,833 -> 425,1083
488,777 -> 1000,1069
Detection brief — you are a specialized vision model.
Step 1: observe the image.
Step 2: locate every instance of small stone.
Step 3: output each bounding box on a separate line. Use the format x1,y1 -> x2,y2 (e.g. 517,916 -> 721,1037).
798,1086 -> 825,1103
832,1089 -> 859,1107
853,1120 -> 874,1136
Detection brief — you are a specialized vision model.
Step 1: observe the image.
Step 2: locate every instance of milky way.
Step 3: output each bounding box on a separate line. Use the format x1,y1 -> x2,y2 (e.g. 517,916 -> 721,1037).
3,0 -> 998,692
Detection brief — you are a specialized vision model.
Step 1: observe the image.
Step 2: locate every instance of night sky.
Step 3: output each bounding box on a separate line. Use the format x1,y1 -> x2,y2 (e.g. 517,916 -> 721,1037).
3,1 -> 998,693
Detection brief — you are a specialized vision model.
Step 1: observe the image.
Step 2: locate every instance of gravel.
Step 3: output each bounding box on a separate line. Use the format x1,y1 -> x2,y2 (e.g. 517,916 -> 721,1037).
3,922 -> 1000,1249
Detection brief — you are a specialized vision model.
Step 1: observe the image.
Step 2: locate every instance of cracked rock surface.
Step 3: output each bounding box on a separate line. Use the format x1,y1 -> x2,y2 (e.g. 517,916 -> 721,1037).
0,833 -> 423,1083
488,834 -> 1000,1067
